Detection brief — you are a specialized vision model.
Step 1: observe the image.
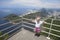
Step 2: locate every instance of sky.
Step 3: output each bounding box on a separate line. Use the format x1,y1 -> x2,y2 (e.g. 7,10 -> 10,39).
0,0 -> 60,8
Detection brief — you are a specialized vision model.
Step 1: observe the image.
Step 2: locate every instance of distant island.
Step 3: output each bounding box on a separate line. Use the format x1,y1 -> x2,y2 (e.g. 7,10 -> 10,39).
4,14 -> 21,24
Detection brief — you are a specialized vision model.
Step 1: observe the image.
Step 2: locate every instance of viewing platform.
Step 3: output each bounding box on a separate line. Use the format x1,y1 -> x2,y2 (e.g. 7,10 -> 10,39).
0,14 -> 60,40
8,28 -> 52,40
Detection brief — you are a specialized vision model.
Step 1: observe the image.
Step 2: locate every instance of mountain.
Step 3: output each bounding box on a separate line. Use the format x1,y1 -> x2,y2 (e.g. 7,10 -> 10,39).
0,8 -> 60,18
40,8 -> 49,17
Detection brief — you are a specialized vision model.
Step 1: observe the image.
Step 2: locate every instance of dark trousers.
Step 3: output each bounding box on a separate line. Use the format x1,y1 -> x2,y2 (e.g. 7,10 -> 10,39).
35,32 -> 41,37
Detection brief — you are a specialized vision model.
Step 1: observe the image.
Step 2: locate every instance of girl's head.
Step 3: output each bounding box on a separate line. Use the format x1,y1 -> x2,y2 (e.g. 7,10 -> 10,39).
36,16 -> 41,22
36,16 -> 41,20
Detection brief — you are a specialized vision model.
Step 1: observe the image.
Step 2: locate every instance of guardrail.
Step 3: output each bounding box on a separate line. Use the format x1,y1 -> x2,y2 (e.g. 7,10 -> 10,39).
0,16 -> 60,40
23,21 -> 60,32
22,18 -> 60,38
0,24 -> 22,37
0,19 -> 22,39
0,18 -> 22,26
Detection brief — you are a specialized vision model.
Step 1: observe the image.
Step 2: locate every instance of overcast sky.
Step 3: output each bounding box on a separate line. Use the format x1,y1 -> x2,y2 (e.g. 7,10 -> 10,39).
0,0 -> 60,8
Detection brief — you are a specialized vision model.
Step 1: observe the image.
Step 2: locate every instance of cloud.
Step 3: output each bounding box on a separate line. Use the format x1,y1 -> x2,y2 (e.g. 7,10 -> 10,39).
0,0 -> 60,8
10,0 -> 60,8
10,0 -> 42,6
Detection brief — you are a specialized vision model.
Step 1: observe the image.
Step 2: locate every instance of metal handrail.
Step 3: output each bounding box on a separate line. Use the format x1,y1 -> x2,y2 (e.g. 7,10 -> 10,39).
22,25 -> 34,29
44,22 -> 60,27
0,22 -> 10,26
0,24 -> 22,37
22,24 -> 60,38
0,18 -> 60,27
22,18 -> 60,38
0,22 -> 21,32
42,30 -> 60,38
0,18 -> 22,26
23,21 -> 35,25
0,15 -> 60,39
23,21 -> 60,32
42,26 -> 60,32
8,17 -> 60,33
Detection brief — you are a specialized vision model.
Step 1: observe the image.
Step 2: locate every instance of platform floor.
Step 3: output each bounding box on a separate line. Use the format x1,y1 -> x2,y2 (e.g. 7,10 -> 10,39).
8,28 -> 52,40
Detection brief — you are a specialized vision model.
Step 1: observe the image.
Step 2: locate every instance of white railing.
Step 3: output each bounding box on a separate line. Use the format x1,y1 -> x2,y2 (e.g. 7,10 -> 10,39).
23,21 -> 60,32
0,22 -> 10,26
0,14 -> 60,39
0,22 -> 21,32
22,18 -> 60,38
0,24 -> 22,37
0,19 -> 22,38
22,23 -> 60,38
0,22 -> 22,37
0,18 -> 21,26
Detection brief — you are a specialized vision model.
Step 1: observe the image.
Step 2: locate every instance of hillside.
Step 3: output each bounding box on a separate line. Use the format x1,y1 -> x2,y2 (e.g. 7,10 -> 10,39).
4,14 -> 21,23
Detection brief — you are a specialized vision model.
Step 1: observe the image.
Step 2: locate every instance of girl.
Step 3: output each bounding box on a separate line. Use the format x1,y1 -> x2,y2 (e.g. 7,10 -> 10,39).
32,16 -> 44,37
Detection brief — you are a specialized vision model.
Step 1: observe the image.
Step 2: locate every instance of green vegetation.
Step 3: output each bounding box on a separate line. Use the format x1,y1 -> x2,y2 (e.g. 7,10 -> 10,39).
43,24 -> 50,28
53,20 -> 60,25
24,13 -> 60,40
2,12 -> 59,40
3,34 -> 9,40
50,35 -> 60,40
24,9 -> 48,19
0,14 -> 22,40
23,12 -> 38,19
0,32 -> 3,40
0,32 -> 9,40
5,14 -> 21,23
45,19 -> 52,23
5,14 -> 20,20
43,18 -> 60,40
52,25 -> 60,31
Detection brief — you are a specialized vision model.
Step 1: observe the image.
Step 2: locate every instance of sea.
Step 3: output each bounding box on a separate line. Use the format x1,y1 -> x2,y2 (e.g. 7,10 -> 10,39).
0,8 -> 28,36
0,8 -> 36,37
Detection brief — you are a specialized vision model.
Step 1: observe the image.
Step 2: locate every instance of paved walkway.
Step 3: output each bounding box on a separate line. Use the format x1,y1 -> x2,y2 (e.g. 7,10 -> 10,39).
8,28 -> 52,40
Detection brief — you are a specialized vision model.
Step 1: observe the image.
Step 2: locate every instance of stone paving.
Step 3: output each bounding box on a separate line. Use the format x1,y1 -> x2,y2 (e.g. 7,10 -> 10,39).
8,28 -> 52,40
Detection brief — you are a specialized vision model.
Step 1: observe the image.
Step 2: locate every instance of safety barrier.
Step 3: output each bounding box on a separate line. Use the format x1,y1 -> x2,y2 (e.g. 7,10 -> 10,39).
0,15 -> 60,40
0,19 -> 22,39
22,18 -> 60,38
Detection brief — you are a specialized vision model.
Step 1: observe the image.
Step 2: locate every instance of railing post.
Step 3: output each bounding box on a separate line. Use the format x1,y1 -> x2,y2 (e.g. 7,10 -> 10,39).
47,19 -> 54,39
